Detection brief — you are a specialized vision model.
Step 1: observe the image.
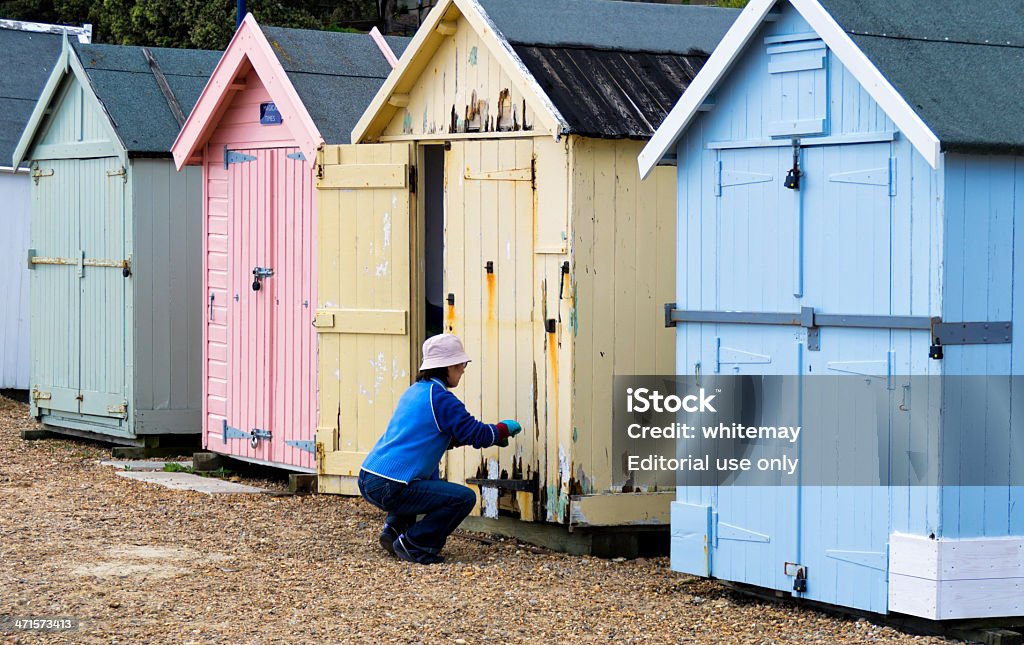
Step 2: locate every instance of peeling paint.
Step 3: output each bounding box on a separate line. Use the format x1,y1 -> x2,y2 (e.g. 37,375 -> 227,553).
505,240 -> 511,260
402,109 -> 413,134
482,458 -> 499,518
375,261 -> 389,276
334,368 -> 341,382
468,46 -> 478,66
370,353 -> 386,397
383,210 -> 391,249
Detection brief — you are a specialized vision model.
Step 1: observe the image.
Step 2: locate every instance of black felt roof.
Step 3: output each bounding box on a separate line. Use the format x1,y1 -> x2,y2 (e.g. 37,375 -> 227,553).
820,0 -> 1024,154
515,46 -> 706,139
261,26 -> 410,144
0,27 -> 63,168
480,0 -> 737,138
72,42 -> 220,155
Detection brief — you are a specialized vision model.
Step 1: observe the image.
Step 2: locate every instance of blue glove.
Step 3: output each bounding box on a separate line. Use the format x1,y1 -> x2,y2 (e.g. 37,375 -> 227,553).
501,420 -> 523,437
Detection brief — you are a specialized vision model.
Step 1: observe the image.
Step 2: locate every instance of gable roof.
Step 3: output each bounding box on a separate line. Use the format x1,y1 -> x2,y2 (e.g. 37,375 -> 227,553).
641,0 -> 1024,178
260,26 -> 409,145
73,42 -> 221,153
0,27 -> 65,169
172,14 -> 408,168
12,38 -> 219,167
819,0 -> 1024,156
353,0 -> 738,142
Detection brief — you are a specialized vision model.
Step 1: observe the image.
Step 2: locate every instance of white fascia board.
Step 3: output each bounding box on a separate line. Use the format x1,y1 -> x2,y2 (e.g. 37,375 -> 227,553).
638,0 -> 778,180
789,0 -> 940,168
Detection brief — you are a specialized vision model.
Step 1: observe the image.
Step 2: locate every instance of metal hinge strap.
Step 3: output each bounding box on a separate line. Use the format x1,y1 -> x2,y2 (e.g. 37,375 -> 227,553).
664,303 -> 1012,353
285,440 -> 316,454
224,146 -> 257,168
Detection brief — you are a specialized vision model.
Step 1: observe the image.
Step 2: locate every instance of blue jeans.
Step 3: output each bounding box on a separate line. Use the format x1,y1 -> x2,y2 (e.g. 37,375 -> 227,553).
358,470 -> 477,555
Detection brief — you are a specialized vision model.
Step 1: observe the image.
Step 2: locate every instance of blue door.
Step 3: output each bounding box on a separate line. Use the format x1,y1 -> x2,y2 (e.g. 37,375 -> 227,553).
678,142 -> 906,612
796,142 -> 905,614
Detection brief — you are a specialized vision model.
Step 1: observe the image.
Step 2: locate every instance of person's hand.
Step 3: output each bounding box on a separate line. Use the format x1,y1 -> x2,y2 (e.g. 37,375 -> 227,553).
501,420 -> 522,437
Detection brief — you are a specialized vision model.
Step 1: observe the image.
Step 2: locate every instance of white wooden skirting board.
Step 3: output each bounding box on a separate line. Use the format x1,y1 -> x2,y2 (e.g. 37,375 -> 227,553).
889,533 -> 1024,619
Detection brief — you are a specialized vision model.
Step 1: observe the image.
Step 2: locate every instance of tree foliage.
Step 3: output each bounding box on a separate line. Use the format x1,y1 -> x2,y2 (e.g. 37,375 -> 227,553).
0,0 -> 379,49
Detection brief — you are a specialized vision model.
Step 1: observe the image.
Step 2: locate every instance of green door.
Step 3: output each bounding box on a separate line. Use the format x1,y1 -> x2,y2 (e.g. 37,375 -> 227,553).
30,157 -> 128,422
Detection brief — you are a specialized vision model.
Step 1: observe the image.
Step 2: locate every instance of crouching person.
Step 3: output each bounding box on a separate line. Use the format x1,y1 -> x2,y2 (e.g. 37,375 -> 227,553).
358,334 -> 522,564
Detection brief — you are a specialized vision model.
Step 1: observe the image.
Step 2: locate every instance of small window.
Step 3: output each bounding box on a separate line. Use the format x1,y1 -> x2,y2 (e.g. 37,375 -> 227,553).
765,35 -> 828,137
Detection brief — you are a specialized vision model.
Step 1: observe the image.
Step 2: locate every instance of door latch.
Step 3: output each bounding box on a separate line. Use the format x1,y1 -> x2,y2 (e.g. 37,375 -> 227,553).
252,266 -> 274,291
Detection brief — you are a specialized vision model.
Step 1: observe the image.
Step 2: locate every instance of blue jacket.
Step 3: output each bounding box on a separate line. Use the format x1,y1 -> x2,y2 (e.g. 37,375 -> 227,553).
361,378 -> 509,484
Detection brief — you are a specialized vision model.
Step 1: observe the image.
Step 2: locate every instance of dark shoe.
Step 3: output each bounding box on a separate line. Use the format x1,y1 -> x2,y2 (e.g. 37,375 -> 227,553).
393,535 -> 445,565
379,523 -> 401,556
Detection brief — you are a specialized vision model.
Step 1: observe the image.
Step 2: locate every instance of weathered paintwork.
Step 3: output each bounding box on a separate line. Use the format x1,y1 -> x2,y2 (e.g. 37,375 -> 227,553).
316,2 -> 678,528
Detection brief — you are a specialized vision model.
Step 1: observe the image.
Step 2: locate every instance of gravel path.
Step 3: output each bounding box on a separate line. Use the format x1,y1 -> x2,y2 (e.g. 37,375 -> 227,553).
0,395 -> 958,644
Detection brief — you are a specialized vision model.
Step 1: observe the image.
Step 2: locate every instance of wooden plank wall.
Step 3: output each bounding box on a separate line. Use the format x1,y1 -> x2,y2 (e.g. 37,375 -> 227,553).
940,153 -> 1024,541
0,171 -> 30,389
571,137 -> 676,496
131,159 -> 203,433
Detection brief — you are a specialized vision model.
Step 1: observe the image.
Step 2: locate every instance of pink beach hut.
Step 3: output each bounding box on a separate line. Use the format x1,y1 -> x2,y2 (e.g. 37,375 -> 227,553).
171,15 -> 408,471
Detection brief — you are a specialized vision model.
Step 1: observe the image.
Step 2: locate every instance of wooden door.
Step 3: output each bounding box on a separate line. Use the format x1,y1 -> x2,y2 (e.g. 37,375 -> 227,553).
315,143 -> 414,492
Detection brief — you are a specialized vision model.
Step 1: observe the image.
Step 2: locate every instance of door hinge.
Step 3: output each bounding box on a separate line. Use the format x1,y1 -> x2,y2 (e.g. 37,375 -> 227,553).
31,168 -> 53,184
31,389 -> 51,401
285,440 -> 316,454
106,403 -> 128,418
106,166 -> 127,183
222,419 -> 273,448
224,146 -> 257,168
409,164 -> 417,194
286,151 -> 307,162
531,155 -> 537,190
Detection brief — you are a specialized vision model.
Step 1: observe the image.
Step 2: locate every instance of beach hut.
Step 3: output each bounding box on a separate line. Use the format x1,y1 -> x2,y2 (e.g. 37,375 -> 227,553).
314,0 -> 738,532
640,0 -> 1024,619
170,16 -> 409,472
12,40 -> 218,445
0,20 -> 91,391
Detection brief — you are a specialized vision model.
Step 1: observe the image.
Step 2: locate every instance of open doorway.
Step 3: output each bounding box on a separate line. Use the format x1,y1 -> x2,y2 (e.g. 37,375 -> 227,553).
422,145 -> 445,339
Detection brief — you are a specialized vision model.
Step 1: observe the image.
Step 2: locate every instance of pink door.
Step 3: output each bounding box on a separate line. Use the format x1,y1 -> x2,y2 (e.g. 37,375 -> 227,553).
226,147 -> 315,469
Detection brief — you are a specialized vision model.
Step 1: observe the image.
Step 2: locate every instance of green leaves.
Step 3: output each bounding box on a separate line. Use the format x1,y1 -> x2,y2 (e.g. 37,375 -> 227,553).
0,0 -> 379,49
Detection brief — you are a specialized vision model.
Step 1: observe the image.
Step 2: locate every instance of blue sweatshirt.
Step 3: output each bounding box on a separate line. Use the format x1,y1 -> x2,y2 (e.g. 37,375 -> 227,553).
361,378 -> 510,484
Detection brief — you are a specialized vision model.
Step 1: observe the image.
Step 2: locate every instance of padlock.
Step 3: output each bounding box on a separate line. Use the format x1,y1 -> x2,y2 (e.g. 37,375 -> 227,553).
252,279 -> 262,291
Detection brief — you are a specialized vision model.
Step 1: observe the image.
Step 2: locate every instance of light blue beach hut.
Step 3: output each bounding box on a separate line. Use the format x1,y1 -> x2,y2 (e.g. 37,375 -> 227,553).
639,0 -> 1024,620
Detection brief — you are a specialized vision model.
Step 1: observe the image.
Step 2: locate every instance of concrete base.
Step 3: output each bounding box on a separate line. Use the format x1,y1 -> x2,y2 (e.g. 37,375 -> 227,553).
459,515 -> 669,558
115,471 -> 266,494
101,460 -> 192,471
288,474 -> 317,494
192,451 -> 227,472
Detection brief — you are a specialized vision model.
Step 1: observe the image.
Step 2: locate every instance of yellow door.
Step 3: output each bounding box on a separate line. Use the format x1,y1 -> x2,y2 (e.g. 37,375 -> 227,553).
315,143 -> 415,495
443,139 -> 538,520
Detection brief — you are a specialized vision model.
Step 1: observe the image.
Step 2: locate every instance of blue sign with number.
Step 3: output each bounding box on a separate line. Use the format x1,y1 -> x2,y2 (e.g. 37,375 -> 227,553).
259,102 -> 282,125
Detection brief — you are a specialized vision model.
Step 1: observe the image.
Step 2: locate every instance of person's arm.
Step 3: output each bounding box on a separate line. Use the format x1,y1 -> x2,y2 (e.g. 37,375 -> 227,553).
430,385 -> 511,449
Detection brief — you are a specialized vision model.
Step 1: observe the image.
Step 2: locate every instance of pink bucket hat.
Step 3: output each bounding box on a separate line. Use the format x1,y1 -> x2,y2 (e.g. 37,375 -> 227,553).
420,334 -> 472,370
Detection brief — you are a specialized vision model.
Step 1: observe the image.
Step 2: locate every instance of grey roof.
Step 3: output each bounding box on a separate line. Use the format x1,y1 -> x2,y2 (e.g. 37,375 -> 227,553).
820,0 -> 1024,154
261,26 -> 410,144
477,0 -> 738,138
72,42 -> 221,154
515,46 -> 705,138
0,27 -> 63,167
478,0 -> 740,55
